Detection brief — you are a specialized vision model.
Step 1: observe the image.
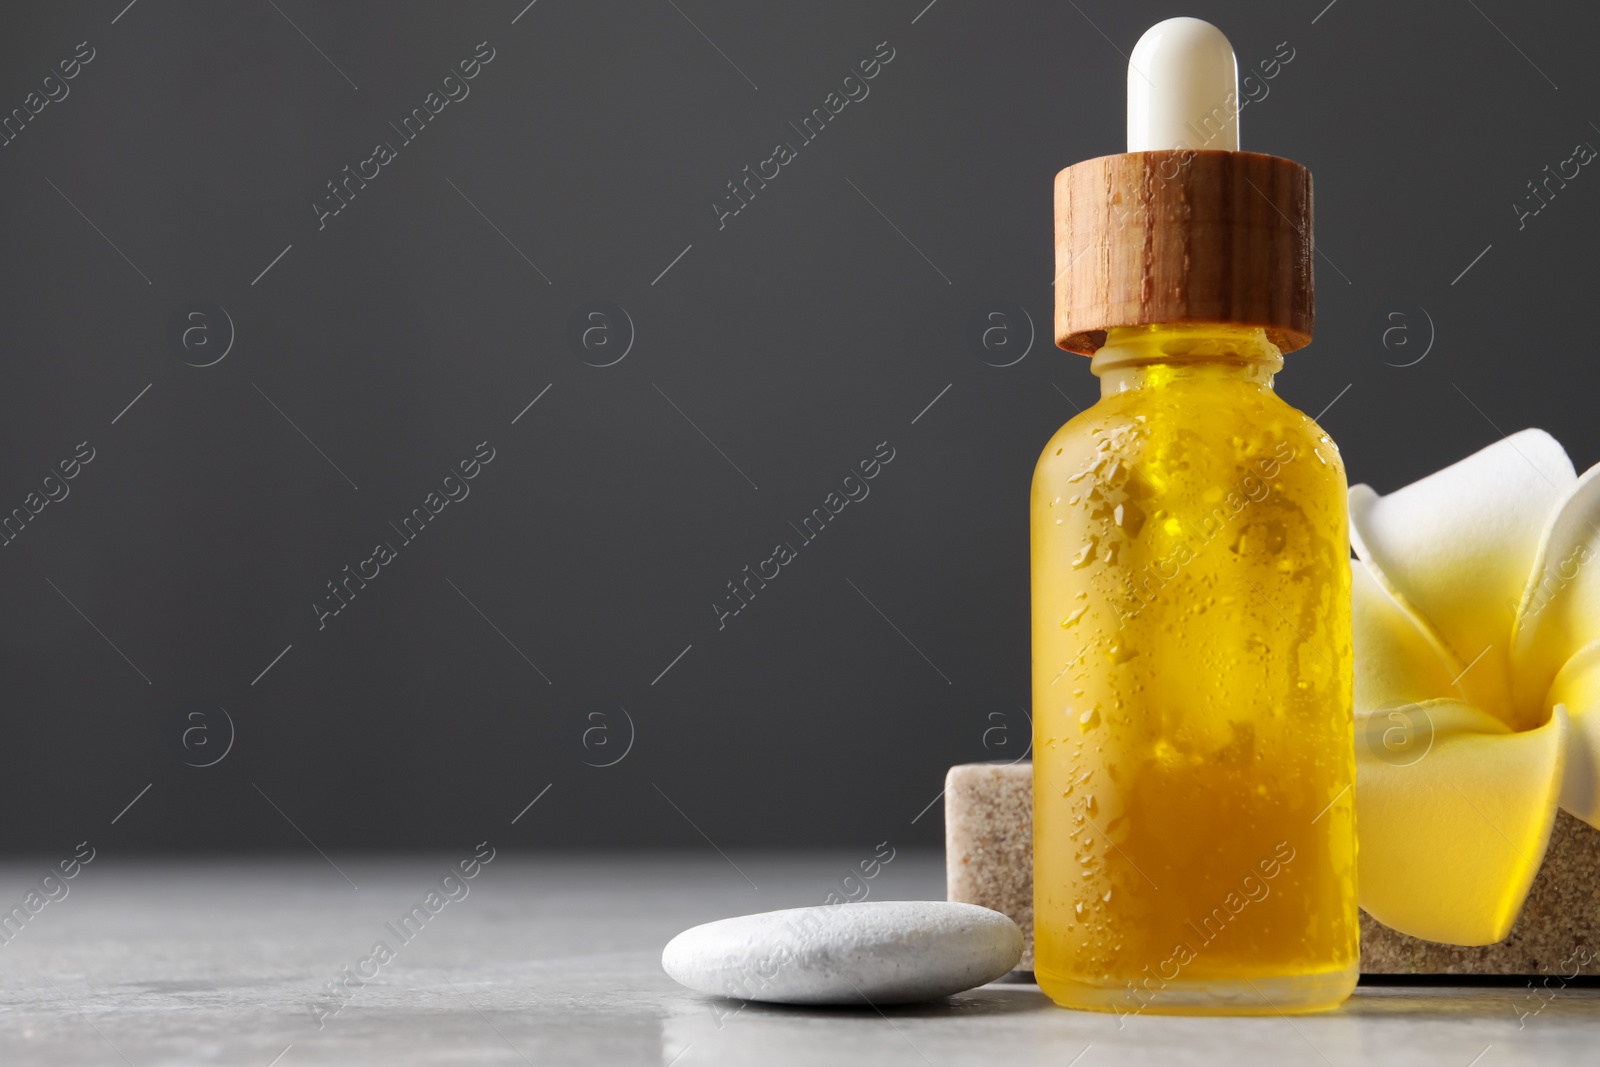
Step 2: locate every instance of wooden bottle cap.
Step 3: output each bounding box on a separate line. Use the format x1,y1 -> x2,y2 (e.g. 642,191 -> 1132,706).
1053,149 -> 1314,355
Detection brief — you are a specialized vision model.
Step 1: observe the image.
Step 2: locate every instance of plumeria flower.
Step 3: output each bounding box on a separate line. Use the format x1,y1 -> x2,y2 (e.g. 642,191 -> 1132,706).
1349,429 -> 1600,945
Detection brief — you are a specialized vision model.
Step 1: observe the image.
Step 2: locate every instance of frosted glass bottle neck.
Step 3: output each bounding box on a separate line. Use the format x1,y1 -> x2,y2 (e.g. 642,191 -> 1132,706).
1091,324 -> 1284,398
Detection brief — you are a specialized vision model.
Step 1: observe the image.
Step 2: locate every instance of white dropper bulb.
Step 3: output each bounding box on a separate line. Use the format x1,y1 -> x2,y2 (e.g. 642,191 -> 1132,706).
1126,17 -> 1239,152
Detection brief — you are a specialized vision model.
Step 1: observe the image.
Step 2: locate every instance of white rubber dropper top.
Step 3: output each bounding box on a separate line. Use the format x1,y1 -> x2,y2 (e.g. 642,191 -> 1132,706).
1127,17 -> 1239,152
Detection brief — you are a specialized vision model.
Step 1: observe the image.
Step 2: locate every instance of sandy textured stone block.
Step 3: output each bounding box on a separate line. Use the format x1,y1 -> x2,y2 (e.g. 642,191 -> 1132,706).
944,761 -> 1600,974
944,762 -> 1033,970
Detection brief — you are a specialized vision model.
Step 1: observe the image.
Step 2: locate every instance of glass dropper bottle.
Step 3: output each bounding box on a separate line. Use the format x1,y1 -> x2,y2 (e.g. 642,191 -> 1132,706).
1032,16 -> 1358,1016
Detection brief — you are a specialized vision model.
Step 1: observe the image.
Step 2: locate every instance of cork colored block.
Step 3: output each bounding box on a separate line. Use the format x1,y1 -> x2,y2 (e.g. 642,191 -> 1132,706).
944,761 -> 1600,975
944,762 -> 1033,970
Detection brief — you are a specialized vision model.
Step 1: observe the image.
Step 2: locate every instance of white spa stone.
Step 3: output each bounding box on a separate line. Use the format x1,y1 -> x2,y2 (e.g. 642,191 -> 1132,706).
661,900 -> 1023,1005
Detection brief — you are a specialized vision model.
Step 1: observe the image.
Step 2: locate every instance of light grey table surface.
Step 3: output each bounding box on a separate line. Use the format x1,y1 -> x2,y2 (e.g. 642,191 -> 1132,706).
0,851 -> 1594,1066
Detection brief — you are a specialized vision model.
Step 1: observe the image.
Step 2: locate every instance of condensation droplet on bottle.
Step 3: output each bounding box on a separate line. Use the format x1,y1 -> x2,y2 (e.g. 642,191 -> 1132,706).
1074,901 -> 1085,917
1113,501 -> 1146,537
1102,888 -> 1113,904
1060,606 -> 1087,629
1078,707 -> 1100,732
1085,794 -> 1098,816
1071,537 -> 1099,568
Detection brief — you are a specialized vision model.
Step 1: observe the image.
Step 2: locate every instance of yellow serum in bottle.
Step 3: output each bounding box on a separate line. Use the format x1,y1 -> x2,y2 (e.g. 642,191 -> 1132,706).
1032,18 -> 1357,1015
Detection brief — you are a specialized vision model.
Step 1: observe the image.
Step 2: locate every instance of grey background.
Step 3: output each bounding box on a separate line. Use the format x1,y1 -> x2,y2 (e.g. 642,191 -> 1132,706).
0,0 -> 1592,854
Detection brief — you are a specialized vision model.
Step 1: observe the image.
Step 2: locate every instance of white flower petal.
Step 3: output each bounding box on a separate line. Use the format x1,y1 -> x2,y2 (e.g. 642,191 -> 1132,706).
1512,463 -> 1600,724
1351,560 -> 1455,712
1356,701 -> 1568,946
1544,637 -> 1600,828
1350,429 -> 1574,725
